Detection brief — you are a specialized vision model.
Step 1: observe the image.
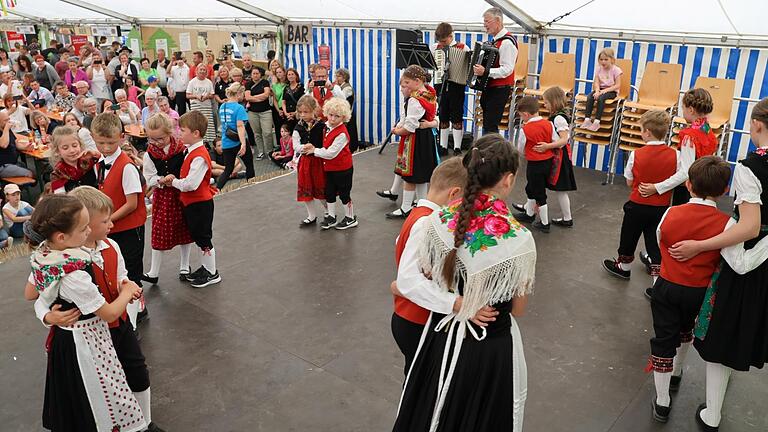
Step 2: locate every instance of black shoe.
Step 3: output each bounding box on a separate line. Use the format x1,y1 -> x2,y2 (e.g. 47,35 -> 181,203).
645,287 -> 655,301
183,265 -> 206,282
133,327 -> 142,342
300,217 -> 317,227
670,372 -> 683,392
189,268 -> 221,288
514,212 -> 535,223
136,307 -> 149,324
696,403 -> 719,431
179,267 -> 191,281
551,218 -> 574,228
651,399 -> 671,423
386,208 -> 410,219
453,148 -> 462,156
141,273 -> 159,285
602,259 -> 631,279
639,250 -> 652,275
376,190 -> 398,201
437,146 -> 448,156
511,202 -> 526,212
320,215 -> 338,230
533,221 -> 550,233
147,422 -> 166,432
335,216 -> 359,230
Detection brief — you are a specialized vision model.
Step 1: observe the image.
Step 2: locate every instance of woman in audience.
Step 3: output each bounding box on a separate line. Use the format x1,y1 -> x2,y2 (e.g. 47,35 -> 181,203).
214,65 -> 231,106
334,67 -> 360,151
245,67 -> 273,160
218,82 -> 255,188
15,55 -> 33,76
62,112 -> 97,151
64,59 -> 89,93
0,48 -> 12,73
30,111 -> 56,144
157,96 -> 180,136
271,65 -> 287,149
111,52 -> 139,94
186,63 -> 216,145
141,93 -> 161,126
114,88 -> 141,125
282,67 -> 304,131
138,58 -> 157,90
87,53 -> 113,110
1,93 -> 31,133
101,99 -> 116,114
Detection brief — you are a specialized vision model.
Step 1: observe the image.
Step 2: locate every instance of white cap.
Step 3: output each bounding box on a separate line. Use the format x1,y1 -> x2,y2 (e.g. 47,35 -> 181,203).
4,183 -> 20,194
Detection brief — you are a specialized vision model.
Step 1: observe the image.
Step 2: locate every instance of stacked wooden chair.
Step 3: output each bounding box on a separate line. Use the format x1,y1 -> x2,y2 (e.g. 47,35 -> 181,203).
522,52 -> 576,118
670,76 -> 736,158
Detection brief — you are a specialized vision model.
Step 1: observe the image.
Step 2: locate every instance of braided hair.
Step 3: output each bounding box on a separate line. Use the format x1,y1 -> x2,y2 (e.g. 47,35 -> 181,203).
752,97 -> 768,127
402,64 -> 429,83
441,134 -> 520,287
682,88 -> 714,116
25,194 -> 84,247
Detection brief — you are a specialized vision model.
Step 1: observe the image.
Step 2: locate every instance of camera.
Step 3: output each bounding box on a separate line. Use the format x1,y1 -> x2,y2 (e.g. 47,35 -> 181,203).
314,80 -> 326,87
111,103 -> 121,110
13,95 -> 22,101
94,59 -> 102,64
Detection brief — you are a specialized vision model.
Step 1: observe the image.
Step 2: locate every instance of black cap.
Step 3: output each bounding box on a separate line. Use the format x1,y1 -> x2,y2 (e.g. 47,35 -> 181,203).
119,46 -> 132,54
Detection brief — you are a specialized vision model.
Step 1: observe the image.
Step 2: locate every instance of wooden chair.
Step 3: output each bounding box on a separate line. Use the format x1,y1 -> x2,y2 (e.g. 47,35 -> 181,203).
670,77 -> 736,157
523,52 -> 576,118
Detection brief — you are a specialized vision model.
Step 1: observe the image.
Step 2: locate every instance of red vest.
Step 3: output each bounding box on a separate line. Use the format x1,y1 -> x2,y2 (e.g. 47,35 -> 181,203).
394,206 -> 435,325
629,145 -> 678,206
179,145 -> 214,206
679,127 -> 718,159
660,203 -> 730,287
522,118 -> 555,161
91,239 -> 127,328
322,124 -> 352,172
312,86 -> 334,120
488,32 -> 517,88
98,152 -> 146,233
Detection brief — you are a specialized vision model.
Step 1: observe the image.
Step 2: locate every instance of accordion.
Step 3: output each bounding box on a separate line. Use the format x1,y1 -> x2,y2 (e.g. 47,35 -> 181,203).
445,46 -> 472,86
468,42 -> 499,91
433,48 -> 446,85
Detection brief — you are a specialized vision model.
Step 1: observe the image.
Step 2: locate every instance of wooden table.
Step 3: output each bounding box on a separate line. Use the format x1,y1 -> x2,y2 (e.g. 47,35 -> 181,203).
15,134 -> 50,194
124,124 -> 147,138
38,107 -> 64,123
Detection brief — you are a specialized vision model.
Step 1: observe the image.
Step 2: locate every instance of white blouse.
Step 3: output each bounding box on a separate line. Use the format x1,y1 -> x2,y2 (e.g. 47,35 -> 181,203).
733,162 -> 763,205
397,98 -> 425,133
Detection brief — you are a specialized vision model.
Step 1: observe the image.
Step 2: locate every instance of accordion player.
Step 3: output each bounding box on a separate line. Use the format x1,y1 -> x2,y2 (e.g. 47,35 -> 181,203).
468,42 -> 499,92
473,30 -> 518,134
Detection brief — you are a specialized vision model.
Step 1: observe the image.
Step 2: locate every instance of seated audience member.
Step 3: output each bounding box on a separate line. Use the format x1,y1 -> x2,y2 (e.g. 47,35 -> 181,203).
74,80 -> 92,98
269,123 -> 294,169
0,111 -> 33,179
1,93 -> 31,133
2,183 -> 34,238
70,95 -> 86,124
82,97 -> 97,129
30,110 -> 56,143
0,70 -> 24,97
210,137 -> 244,180
27,79 -> 55,109
62,112 -> 97,151
142,93 -> 161,127
114,88 -> 141,125
53,81 -> 76,112
32,55 -> 58,90
157,96 -> 180,135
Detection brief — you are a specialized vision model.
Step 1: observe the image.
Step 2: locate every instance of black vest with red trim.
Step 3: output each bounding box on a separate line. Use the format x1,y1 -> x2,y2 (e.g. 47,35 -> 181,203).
92,239 -> 128,328
488,32 -> 517,88
322,124 -> 352,172
394,206 -> 435,325
629,145 -> 678,206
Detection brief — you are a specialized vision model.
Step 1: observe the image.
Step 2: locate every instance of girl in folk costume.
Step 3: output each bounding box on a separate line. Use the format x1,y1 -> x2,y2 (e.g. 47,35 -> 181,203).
141,113 -> 194,284
543,86 -> 576,226
393,136 -> 535,432
293,95 -> 328,227
48,126 -> 100,194
670,98 -> 768,431
382,65 -> 439,219
23,195 -> 146,432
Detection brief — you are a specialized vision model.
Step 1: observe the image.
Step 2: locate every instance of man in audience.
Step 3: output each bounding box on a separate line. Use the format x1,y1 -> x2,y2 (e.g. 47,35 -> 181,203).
27,79 -> 55,109
168,54 -> 190,115
189,51 -> 206,79
82,97 -> 97,129
0,111 -> 33,180
75,80 -> 92,98
53,81 -> 76,112
151,48 -> 170,97
70,95 -> 86,123
55,49 -> 70,80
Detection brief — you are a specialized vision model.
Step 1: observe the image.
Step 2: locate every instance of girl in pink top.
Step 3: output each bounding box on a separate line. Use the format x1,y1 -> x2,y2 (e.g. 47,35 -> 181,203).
582,48 -> 623,132
123,76 -> 144,108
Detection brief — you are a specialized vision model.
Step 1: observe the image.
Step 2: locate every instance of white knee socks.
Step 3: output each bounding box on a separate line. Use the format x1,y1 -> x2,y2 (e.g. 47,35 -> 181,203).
345,201 -> 354,218
303,202 -> 317,220
701,362 -> 731,427
654,371 -> 671,407
554,192 -> 572,221
452,129 -> 463,150
539,204 -> 549,225
415,183 -> 429,201
134,388 -> 152,424
524,199 -> 536,217
328,202 -> 337,219
401,190 -> 416,212
390,175 -> 404,196
315,199 -> 328,216
201,248 -> 216,274
440,128 -> 450,149
673,342 -> 691,377
147,250 -> 163,278
179,243 -> 192,272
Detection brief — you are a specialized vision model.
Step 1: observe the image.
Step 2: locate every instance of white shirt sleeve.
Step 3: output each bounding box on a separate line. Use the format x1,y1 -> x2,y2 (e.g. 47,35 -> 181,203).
733,162 -> 763,205
654,143 -> 696,195
720,218 -> 768,274
142,152 -> 160,188
171,156 -> 207,192
58,270 -> 106,315
121,162 -> 142,195
553,115 -> 570,133
516,129 -> 526,153
110,240 -> 130,284
396,218 -> 458,314
489,39 -> 517,79
656,207 -> 672,246
78,128 -> 97,151
34,294 -> 52,328
292,130 -> 303,153
331,85 -> 345,99
402,98 -> 425,133
313,133 -> 348,160
624,151 -> 636,181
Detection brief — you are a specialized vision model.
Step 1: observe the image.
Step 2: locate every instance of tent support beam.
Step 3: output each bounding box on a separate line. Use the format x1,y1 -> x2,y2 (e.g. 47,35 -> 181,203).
484,0 -> 541,34
544,27 -> 768,49
215,0 -> 284,25
59,0 -> 136,24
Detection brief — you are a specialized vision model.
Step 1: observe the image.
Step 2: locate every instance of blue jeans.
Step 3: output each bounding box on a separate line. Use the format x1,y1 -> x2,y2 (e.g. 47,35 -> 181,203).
0,227 -> 8,248
9,206 -> 33,238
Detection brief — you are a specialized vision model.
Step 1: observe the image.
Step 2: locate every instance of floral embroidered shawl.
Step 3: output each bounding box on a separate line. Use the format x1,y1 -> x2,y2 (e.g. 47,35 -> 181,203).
30,242 -> 92,307
420,193 -> 537,321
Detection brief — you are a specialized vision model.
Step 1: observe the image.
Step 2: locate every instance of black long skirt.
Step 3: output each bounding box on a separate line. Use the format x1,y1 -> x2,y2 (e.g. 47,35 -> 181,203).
547,146 -> 577,192
694,254 -> 768,371
43,326 -> 97,432
397,129 -> 437,185
393,303 -> 515,431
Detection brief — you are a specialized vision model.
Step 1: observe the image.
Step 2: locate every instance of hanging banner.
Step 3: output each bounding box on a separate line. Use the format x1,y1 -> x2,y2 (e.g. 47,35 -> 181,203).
6,31 -> 24,50
15,25 -> 35,35
90,25 -> 118,37
179,32 -> 191,52
128,38 -> 141,58
318,44 -> 331,69
155,38 -> 168,53
71,35 -> 89,53
284,22 -> 312,45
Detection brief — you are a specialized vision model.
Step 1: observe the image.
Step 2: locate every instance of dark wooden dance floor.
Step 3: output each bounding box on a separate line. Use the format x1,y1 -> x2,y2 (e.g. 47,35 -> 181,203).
1,147 -> 766,431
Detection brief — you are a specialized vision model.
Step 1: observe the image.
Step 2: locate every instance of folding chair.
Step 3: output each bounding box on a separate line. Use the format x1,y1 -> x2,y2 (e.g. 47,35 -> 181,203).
671,77 -> 736,158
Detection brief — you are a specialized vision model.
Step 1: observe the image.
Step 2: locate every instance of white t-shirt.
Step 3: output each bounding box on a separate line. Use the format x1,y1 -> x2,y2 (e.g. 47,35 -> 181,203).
186,77 -> 214,99
169,64 -> 190,92
117,101 -> 141,125
144,86 -> 162,100
2,105 -> 30,133
3,200 -> 32,227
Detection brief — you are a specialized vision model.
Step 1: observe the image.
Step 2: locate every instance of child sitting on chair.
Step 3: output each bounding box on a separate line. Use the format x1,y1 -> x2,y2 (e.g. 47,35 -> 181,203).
581,48 -> 623,132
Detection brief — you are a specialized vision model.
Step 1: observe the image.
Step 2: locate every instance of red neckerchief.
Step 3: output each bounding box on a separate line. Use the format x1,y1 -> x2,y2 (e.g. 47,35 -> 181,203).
690,117 -> 712,134
147,135 -> 185,161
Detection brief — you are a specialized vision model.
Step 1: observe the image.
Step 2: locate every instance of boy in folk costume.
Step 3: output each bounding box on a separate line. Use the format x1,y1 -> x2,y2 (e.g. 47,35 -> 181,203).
648,157 -> 768,423
431,22 -> 470,156
389,157 -> 467,376
159,111 -> 221,288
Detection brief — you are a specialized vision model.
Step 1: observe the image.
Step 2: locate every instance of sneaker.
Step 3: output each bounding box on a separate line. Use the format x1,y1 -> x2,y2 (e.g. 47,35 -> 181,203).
551,218 -> 574,228
453,148 -> 462,157
147,422 -> 167,432
670,371 -> 683,392
235,170 -> 247,179
588,121 -> 601,132
376,190 -> 398,201
300,217 -> 317,227
385,208 -> 410,219
183,266 -> 207,282
141,273 -> 159,285
256,153 -> 264,160
639,250 -> 652,275
696,403 -> 719,431
179,267 -> 191,281
651,399 -> 671,423
136,307 -> 149,324
514,212 -> 535,223
532,221 -> 550,233
645,287 -> 655,301
437,146 -> 448,157
335,216 -> 359,230
511,202 -> 526,212
189,269 -> 222,288
581,118 -> 593,129
602,259 -> 631,279
320,215 -> 337,230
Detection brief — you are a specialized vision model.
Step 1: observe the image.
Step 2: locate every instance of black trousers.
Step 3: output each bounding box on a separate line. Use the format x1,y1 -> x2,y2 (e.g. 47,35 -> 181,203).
584,91 -> 617,120
650,278 -> 706,370
108,226 -> 145,287
182,199 -> 214,250
111,318 -> 150,392
525,159 -> 552,206
617,201 -> 667,264
173,92 -> 188,116
269,153 -> 292,168
480,85 -> 511,134
437,81 -> 466,126
391,313 -> 425,377
216,144 -> 255,189
325,168 -> 353,205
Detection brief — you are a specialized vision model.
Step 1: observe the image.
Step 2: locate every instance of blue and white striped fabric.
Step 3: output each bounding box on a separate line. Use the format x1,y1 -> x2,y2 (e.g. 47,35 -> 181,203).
285,27 -> 768,175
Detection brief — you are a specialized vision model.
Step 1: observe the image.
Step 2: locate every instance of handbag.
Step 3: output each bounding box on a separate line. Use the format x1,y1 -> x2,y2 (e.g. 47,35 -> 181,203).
223,102 -> 240,141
